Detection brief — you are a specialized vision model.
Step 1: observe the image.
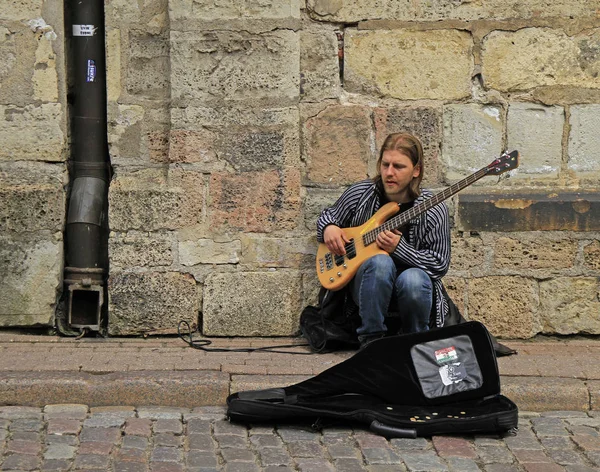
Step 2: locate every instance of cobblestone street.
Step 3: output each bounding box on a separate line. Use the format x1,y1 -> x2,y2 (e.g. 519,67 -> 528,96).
1,405 -> 600,471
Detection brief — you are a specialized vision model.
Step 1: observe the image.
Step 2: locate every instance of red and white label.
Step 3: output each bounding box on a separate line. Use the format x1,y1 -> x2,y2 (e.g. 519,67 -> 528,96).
435,346 -> 458,364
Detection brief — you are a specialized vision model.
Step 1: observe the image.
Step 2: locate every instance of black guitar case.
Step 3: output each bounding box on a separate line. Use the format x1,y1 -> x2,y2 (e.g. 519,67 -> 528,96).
227,321 -> 518,438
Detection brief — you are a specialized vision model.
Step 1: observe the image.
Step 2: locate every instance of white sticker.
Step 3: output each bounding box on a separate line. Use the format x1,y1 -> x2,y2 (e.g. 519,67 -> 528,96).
73,24 -> 96,36
439,362 -> 467,386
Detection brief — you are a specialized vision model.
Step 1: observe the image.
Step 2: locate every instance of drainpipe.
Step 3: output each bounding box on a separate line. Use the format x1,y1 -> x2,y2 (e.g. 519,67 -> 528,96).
62,0 -> 110,334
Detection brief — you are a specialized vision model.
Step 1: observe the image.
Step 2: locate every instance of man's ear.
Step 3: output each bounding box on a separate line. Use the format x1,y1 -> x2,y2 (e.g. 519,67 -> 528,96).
413,165 -> 421,178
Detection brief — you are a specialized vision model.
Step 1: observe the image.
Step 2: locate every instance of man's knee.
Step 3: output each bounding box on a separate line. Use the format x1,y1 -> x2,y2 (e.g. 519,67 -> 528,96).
362,254 -> 396,281
395,268 -> 432,298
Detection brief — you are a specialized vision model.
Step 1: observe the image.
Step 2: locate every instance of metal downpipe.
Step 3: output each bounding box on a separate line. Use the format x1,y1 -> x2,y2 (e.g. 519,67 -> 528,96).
62,0 -> 110,334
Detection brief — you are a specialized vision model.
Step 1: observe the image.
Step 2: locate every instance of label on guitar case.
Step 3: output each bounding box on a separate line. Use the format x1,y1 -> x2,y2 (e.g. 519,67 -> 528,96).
439,362 -> 467,386
435,346 -> 458,364
410,334 -> 483,399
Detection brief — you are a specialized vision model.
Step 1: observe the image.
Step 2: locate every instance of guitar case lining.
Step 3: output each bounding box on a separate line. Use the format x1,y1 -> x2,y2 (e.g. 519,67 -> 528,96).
227,322 -> 518,438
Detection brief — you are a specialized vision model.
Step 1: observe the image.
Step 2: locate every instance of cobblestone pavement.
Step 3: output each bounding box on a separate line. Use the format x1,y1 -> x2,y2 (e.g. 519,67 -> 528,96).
1,405 -> 600,471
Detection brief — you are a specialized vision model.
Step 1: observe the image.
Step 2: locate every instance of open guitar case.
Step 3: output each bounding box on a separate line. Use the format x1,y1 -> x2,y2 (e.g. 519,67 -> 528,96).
227,321 -> 518,438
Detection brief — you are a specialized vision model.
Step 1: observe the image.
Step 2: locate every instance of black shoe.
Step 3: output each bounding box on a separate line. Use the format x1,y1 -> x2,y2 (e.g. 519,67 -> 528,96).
358,332 -> 386,350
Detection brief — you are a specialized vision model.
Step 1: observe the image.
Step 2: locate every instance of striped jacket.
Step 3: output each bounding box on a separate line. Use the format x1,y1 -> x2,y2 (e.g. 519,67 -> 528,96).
316,179 -> 451,327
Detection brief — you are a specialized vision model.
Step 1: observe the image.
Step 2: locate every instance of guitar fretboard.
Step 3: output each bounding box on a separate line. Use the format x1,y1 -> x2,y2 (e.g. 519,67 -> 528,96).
362,166 -> 489,246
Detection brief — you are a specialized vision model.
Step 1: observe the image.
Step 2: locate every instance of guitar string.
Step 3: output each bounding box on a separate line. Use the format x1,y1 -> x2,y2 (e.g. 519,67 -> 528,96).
322,151 -> 516,266
362,167 -> 488,246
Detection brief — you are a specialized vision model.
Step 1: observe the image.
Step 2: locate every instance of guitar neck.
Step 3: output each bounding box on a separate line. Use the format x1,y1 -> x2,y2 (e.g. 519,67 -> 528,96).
364,166 -> 489,245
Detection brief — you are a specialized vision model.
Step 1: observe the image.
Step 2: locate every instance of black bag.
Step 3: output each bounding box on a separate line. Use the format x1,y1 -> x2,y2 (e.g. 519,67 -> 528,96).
228,321 -> 518,438
300,285 -> 517,357
299,288 -> 359,352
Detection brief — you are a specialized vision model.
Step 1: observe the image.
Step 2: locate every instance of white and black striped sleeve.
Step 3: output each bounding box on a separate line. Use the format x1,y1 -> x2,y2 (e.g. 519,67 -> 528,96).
392,202 -> 451,280
316,180 -> 371,243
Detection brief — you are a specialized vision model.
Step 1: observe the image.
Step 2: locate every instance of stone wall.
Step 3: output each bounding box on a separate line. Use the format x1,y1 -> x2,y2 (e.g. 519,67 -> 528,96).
2,1 -> 598,338
104,0 -> 600,339
0,1 -> 67,327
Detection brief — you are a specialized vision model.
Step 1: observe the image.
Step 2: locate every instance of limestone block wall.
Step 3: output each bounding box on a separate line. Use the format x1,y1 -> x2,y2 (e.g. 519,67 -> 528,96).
0,0 -> 67,327
105,0 -> 600,338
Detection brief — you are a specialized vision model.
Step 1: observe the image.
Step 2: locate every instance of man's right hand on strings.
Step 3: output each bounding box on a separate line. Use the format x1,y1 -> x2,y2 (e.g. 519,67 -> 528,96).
324,225 -> 351,256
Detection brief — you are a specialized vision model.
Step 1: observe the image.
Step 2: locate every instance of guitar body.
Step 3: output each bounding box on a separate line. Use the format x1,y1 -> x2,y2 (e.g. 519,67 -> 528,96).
316,202 -> 401,291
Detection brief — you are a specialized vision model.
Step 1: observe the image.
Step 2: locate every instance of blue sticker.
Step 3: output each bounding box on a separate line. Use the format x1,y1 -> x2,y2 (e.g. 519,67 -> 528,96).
86,59 -> 96,82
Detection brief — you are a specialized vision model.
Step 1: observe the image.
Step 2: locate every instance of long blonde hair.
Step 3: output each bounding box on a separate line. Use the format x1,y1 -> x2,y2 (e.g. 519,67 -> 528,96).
374,133 -> 424,200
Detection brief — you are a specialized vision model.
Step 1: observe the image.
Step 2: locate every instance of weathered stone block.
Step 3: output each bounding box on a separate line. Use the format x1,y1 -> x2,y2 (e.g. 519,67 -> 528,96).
502,377 -> 589,412
109,167 -> 205,232
170,30 -> 299,105
106,0 -> 168,27
458,192 -> 600,232
443,277 -> 466,315
107,104 -> 144,164
303,187 -> 346,231
109,232 -> 174,268
167,129 -> 219,166
467,276 -> 539,338
494,236 -> 577,271
0,26 -> 17,85
0,233 -> 61,326
300,28 -> 340,102
2,0 -> 44,21
568,105 -> 600,174
240,235 -> 316,269
584,241 -> 600,271
32,32 -> 58,102
307,0 -> 596,22
482,28 -> 600,92
145,109 -> 171,164
0,14 -> 62,105
219,130 -> 286,172
179,239 -> 242,266
203,271 -> 302,336
449,233 -> 485,273
0,104 -> 65,162
106,29 -> 121,103
169,0 -> 300,21
148,130 -> 170,163
169,106 -> 300,169
126,32 -> 170,100
0,162 -> 65,233
345,29 -> 473,100
304,105 -> 371,185
208,169 -> 300,233
108,272 -> 198,335
507,103 -> 564,177
539,278 -> 600,335
374,107 -> 442,186
442,104 -> 503,182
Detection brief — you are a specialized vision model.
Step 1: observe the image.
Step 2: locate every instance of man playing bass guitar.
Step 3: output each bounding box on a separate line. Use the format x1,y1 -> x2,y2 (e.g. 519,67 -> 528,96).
317,133 -> 451,349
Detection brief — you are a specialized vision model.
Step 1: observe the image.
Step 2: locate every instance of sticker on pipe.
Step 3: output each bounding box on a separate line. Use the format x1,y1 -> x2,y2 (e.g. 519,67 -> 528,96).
73,25 -> 96,36
86,60 -> 96,83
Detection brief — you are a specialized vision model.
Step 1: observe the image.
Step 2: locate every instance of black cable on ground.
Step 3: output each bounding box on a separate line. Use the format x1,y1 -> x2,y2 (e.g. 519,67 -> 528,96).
177,321 -> 313,355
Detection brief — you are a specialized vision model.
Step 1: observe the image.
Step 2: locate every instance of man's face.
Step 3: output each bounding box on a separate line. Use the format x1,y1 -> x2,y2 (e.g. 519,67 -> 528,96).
380,150 -> 420,202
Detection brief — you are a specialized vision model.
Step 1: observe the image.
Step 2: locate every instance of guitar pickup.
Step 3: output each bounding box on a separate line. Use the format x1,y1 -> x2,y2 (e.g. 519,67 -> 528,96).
325,253 -> 334,270
345,239 -> 356,259
334,254 -> 345,266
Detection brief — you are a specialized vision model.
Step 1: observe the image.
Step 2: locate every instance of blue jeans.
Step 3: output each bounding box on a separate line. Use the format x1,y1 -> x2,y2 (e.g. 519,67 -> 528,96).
349,254 -> 433,337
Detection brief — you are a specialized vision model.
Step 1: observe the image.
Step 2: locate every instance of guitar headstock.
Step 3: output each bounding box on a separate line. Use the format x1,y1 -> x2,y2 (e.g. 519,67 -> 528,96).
485,150 -> 519,176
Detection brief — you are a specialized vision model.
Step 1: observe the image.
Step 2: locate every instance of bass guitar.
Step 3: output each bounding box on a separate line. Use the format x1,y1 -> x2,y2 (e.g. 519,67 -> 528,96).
316,150 -> 519,291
